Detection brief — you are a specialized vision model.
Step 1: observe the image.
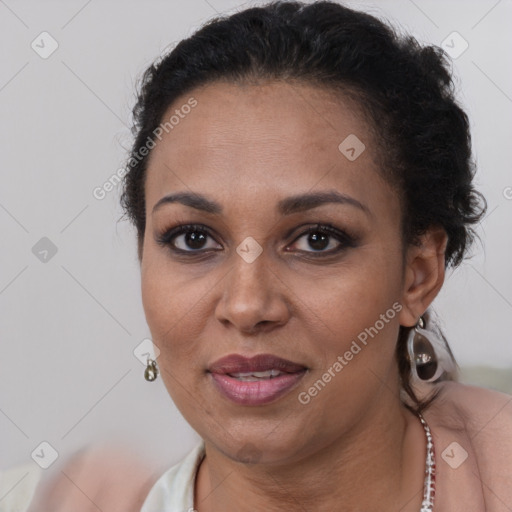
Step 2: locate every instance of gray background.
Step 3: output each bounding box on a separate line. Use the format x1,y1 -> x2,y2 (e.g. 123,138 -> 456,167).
1,0 -> 511,475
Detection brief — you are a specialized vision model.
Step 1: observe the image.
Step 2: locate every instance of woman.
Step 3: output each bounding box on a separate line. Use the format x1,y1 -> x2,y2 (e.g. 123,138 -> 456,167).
6,1 -> 511,511
123,1 -> 512,510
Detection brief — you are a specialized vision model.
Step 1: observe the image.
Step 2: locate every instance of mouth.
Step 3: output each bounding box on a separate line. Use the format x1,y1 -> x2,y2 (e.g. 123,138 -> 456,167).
226,368 -> 289,381
207,353 -> 308,405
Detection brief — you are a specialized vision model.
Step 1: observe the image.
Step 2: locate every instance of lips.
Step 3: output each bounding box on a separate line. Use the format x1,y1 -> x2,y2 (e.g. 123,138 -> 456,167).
207,353 -> 308,406
208,353 -> 307,375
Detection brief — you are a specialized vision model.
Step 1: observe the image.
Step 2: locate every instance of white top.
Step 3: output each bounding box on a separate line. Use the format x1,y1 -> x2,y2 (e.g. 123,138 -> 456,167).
140,441 -> 205,512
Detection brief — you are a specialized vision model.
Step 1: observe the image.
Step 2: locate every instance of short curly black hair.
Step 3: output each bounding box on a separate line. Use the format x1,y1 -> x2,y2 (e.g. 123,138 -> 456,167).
120,0 -> 487,412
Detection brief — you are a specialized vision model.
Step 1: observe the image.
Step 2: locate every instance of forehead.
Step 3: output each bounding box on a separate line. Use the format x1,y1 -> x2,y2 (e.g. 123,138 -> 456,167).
144,80 -> 394,218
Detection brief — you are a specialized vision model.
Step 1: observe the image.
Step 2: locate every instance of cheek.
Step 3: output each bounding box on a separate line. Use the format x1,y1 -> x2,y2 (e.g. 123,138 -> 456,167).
294,255 -> 402,403
141,245 -> 185,327
140,256 -> 214,364
141,265 -> 208,408
298,296 -> 401,433
141,269 -> 174,340
301,258 -> 398,341
309,294 -> 400,382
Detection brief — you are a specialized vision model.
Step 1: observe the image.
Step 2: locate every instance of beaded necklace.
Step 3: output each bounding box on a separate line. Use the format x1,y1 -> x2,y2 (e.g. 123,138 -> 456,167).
417,412 -> 436,511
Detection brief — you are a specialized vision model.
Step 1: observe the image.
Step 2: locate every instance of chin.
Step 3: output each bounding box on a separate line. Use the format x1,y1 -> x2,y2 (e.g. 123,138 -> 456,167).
207,427 -> 308,466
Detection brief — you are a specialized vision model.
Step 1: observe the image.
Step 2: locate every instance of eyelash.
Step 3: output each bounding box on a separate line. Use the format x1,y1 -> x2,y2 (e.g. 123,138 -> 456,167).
155,222 -> 358,258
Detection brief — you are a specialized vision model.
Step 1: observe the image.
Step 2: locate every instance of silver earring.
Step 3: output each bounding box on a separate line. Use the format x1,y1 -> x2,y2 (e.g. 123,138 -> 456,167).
407,312 -> 452,382
144,357 -> 159,382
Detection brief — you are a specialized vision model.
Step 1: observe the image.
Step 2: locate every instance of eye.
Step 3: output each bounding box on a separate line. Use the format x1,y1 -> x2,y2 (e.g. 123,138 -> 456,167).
156,222 -> 358,257
156,224 -> 221,253
288,223 -> 357,256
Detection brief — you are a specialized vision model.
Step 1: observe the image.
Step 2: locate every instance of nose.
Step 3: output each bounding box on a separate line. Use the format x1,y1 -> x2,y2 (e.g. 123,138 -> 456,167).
214,248 -> 291,334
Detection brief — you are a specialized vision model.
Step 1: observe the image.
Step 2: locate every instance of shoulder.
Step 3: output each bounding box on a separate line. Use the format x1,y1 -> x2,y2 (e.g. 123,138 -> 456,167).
423,381 -> 512,511
426,380 -> 512,435
20,441 -> 162,512
140,441 -> 205,512
1,441 -> 205,512
0,462 -> 43,512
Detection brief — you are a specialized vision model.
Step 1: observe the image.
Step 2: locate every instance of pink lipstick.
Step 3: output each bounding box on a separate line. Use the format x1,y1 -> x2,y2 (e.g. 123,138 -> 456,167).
207,353 -> 307,405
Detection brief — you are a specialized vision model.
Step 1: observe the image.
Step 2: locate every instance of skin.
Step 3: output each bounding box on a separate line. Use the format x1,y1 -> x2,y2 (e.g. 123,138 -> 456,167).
140,80 -> 448,512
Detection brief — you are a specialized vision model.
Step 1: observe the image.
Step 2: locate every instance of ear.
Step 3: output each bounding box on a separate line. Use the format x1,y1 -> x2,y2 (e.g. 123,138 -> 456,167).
398,225 -> 449,327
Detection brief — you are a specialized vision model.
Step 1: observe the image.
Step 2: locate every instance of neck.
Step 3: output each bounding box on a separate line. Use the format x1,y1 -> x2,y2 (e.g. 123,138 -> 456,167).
194,395 -> 426,512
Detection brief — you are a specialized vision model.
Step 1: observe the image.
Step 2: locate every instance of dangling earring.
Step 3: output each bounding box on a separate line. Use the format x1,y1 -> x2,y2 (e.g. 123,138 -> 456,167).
144,357 -> 159,382
407,312 -> 453,382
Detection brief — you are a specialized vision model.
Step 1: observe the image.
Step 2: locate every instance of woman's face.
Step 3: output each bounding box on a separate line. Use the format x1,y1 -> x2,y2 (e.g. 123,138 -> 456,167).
141,80 -> 415,463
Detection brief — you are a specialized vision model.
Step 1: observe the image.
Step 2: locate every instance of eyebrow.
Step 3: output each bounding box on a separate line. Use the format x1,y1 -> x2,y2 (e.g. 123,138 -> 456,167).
151,190 -> 371,217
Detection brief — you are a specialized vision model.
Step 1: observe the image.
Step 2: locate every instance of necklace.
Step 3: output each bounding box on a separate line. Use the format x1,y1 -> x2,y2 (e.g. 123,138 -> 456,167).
417,412 -> 436,511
